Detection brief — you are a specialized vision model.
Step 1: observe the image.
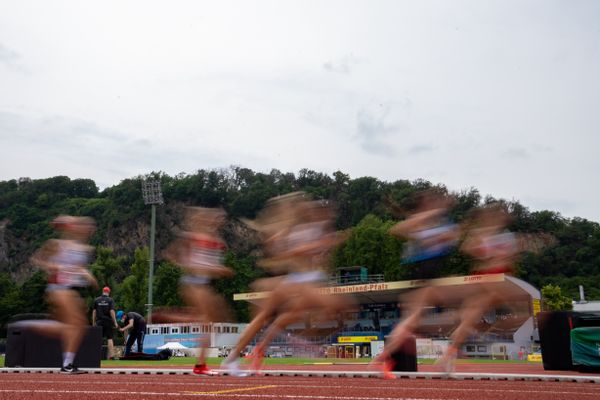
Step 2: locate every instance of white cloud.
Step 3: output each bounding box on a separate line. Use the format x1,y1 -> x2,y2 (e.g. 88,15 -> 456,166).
0,0 -> 599,221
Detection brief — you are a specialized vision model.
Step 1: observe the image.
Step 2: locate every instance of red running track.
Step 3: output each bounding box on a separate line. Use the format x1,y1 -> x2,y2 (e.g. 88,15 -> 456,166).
0,372 -> 599,400
107,362 -> 598,376
261,363 -> 569,374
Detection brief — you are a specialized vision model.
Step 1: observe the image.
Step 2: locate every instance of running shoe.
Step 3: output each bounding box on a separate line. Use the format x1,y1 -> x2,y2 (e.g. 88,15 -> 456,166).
193,364 -> 217,376
220,359 -> 248,377
249,348 -> 264,373
381,359 -> 397,380
434,347 -> 457,374
60,364 -> 84,374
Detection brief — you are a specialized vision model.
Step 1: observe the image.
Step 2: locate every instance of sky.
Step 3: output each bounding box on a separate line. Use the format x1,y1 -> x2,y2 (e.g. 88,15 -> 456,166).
1,0 -> 599,221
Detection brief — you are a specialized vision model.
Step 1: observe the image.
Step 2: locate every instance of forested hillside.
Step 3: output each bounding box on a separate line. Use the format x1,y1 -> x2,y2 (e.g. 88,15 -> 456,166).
1,167 -> 599,334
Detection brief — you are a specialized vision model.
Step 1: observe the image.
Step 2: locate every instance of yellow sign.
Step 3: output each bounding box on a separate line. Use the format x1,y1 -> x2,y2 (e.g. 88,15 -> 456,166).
532,299 -> 541,316
527,353 -> 542,362
337,336 -> 379,343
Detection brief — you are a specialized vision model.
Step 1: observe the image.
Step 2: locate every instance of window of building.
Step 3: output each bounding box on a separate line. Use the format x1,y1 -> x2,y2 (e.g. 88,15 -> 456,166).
465,345 -> 476,352
232,327 -> 238,333
171,328 -> 179,334
477,345 -> 487,353
191,327 -> 200,333
181,326 -> 190,334
151,328 -> 159,335
160,327 -> 169,334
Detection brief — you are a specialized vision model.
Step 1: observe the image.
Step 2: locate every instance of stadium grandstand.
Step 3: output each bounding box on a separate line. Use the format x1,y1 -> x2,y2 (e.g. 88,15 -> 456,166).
233,267 -> 541,360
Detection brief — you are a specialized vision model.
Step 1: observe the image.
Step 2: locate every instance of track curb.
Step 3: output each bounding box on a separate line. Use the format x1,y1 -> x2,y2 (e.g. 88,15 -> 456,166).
1,367 -> 599,383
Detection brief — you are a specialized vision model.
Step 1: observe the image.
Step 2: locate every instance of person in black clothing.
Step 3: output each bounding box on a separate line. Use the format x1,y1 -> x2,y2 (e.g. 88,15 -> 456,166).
117,311 -> 146,355
92,286 -> 118,359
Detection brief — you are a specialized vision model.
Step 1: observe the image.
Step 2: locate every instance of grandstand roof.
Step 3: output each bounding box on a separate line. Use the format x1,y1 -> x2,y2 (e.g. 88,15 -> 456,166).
233,273 -> 540,306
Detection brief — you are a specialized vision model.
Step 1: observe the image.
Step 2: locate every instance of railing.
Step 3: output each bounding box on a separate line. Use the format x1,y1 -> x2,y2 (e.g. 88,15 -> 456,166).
328,274 -> 385,286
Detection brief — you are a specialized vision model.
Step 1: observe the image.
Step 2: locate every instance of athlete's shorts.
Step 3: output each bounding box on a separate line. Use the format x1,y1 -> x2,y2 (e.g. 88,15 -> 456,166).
284,270 -> 327,284
473,265 -> 513,275
180,275 -> 210,286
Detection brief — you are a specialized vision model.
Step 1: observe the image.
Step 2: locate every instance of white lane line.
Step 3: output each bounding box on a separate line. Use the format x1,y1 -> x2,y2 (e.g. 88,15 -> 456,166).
2,367 -> 599,383
0,379 -> 598,396
0,390 -> 453,400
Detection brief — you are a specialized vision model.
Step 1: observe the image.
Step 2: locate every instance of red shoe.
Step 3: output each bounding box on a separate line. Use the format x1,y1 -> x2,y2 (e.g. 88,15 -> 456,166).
381,359 -> 396,380
249,348 -> 264,373
193,364 -> 216,376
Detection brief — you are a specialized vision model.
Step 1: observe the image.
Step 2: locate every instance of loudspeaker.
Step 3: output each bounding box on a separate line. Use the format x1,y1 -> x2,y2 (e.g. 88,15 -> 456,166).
5,323 -> 102,368
538,311 -> 574,371
387,335 -> 417,371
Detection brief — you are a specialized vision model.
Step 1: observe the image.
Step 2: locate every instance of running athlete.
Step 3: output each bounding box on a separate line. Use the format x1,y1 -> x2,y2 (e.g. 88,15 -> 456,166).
222,194 -> 348,376
435,203 -> 519,372
246,198 -> 348,373
372,189 -> 459,378
162,207 -> 233,375
220,193 -> 304,376
30,215 -> 97,374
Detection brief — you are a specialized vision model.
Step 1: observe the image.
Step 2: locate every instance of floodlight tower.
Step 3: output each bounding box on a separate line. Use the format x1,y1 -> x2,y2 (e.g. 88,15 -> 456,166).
141,179 -> 163,323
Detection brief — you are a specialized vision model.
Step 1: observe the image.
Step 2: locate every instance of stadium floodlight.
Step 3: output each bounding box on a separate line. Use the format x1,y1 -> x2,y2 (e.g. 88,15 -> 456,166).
141,179 -> 163,323
141,179 -> 163,205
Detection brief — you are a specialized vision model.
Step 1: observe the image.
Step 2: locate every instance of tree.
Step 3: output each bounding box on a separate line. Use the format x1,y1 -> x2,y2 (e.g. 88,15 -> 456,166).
119,247 -> 149,315
333,214 -> 404,279
89,246 -> 129,289
541,284 -> 573,311
214,252 -> 263,322
0,273 -> 25,335
153,261 -> 183,307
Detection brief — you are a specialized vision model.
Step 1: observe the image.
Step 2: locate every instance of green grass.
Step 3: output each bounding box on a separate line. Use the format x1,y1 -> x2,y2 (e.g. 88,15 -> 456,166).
0,354 -> 537,368
100,356 -> 371,368
102,356 -> 536,367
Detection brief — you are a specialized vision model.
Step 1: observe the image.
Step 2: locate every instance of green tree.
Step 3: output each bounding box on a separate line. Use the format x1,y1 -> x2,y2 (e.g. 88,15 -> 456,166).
153,261 -> 183,307
333,214 -> 404,279
214,252 -> 263,322
89,246 -> 128,289
0,273 -> 25,334
541,284 -> 573,311
18,271 -> 48,314
119,247 -> 149,315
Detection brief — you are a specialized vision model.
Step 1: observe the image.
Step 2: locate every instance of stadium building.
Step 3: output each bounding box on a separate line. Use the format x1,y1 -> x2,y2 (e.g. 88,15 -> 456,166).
143,322 -> 248,357
233,267 -> 541,360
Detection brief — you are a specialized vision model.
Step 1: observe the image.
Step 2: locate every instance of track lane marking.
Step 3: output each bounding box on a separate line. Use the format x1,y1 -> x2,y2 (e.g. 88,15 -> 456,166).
0,378 -> 597,395
184,384 -> 278,394
0,390 -> 455,399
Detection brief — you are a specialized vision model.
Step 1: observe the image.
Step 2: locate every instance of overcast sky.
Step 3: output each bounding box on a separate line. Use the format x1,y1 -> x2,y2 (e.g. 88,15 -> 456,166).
1,1 -> 599,221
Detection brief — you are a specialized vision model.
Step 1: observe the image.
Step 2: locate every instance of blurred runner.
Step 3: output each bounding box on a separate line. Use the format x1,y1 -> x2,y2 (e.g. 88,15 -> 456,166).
435,203 -> 519,372
372,189 -> 459,378
246,198 -> 349,373
30,215 -> 97,374
161,207 -> 233,375
221,193 -> 349,376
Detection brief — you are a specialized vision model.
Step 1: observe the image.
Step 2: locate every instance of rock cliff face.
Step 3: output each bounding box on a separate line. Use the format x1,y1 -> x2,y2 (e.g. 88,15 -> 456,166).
0,203 -> 259,283
0,220 -> 9,272
0,220 -> 8,266
0,219 -> 39,283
